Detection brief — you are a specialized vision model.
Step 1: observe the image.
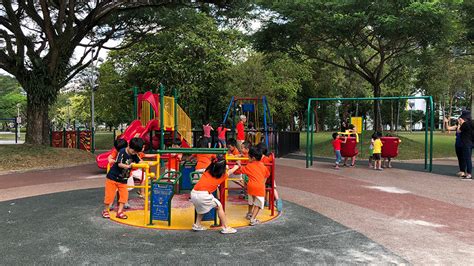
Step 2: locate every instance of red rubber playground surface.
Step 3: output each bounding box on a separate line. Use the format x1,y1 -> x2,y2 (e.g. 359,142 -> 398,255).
1,157 -> 473,264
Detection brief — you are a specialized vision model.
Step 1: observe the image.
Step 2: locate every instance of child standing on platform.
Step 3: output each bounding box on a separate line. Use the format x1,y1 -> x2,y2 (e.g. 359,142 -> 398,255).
191,157 -> 240,234
102,138 -> 144,219
240,146 -> 270,226
332,133 -> 347,170
217,124 -> 230,148
202,122 -> 214,148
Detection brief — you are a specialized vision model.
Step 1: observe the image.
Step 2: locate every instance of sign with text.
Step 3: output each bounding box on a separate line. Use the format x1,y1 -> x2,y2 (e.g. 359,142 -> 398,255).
151,183 -> 174,221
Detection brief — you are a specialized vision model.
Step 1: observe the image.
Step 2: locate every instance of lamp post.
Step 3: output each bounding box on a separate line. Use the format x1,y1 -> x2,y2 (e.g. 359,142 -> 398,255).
409,100 -> 415,132
16,103 -> 21,140
66,99 -> 71,130
90,49 -> 103,153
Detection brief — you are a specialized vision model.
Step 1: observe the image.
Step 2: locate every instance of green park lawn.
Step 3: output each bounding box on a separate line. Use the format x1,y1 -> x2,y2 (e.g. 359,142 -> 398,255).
300,131 -> 456,160
93,130 -> 456,160
0,145 -> 95,173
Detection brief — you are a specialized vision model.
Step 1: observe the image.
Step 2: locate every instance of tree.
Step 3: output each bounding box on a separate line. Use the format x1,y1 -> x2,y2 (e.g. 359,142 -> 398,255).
103,9 -> 246,125
254,0 -> 456,131
0,1 -> 248,145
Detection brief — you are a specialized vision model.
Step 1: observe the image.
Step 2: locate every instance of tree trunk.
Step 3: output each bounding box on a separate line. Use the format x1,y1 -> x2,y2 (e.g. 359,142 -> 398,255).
373,83 -> 382,132
25,95 -> 51,145
22,79 -> 58,145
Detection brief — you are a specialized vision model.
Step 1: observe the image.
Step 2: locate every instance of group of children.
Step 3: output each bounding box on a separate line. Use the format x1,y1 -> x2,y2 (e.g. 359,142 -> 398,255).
102,133 -> 278,235
332,131 -> 392,171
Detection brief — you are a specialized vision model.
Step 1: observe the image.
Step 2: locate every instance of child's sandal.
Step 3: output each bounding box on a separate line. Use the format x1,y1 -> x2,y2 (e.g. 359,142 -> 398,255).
102,210 -> 110,219
116,212 -> 128,219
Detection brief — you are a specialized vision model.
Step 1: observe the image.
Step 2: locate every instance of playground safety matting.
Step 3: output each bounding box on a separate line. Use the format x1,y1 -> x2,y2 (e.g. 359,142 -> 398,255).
109,193 -> 279,230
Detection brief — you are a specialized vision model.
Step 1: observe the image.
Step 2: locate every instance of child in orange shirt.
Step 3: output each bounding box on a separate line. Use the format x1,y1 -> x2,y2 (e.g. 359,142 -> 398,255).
190,156 -> 240,234
102,138 -> 144,219
226,138 -> 240,156
257,143 -> 282,213
240,141 -> 251,158
240,146 -> 270,226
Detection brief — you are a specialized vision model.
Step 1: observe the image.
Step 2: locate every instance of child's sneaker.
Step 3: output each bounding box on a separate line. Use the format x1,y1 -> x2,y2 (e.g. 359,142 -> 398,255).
124,203 -> 130,209
220,227 -> 237,234
245,212 -> 252,220
376,168 -> 384,171
461,175 -> 472,181
192,224 -> 207,231
249,219 -> 260,226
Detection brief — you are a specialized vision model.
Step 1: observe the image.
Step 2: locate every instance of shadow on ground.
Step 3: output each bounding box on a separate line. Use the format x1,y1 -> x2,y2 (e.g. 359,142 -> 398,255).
286,154 -> 458,177
1,188 -> 406,264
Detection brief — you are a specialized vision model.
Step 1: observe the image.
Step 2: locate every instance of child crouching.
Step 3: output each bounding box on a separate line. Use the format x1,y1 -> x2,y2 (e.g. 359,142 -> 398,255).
190,156 -> 239,234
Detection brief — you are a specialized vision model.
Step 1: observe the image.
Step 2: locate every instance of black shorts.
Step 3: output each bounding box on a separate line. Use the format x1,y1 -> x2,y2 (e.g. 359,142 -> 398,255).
202,137 -> 211,146
373,153 -> 381,160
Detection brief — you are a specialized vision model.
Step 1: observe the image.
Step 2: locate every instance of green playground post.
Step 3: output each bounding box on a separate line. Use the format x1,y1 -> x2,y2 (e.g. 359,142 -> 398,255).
133,87 -> 138,120
306,99 -> 311,168
429,96 -> 434,172
310,106 -> 314,166
424,99 -> 428,169
160,84 -> 165,151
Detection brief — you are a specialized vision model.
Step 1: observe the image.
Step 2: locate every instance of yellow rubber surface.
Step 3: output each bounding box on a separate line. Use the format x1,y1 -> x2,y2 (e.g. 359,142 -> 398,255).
109,194 -> 279,230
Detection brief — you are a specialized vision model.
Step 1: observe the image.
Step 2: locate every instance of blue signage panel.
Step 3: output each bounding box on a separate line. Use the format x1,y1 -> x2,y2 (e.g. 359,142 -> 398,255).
151,183 -> 174,221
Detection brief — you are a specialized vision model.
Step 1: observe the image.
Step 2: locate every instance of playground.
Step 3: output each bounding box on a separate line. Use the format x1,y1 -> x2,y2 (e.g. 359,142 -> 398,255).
1,88 -> 473,264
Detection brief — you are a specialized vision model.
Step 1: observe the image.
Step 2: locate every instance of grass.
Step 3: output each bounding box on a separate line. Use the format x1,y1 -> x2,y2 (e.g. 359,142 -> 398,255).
0,132 -> 25,141
0,145 -> 96,173
94,131 -> 115,150
300,131 -> 456,160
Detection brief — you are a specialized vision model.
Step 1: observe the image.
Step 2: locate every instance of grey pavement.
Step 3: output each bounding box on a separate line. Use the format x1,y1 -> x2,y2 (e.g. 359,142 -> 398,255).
0,188 -> 406,264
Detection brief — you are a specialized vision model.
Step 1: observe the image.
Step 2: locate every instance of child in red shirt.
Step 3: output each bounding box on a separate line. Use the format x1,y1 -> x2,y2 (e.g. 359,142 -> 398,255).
217,124 -> 230,148
240,146 -> 270,226
332,133 -> 347,170
191,157 -> 240,234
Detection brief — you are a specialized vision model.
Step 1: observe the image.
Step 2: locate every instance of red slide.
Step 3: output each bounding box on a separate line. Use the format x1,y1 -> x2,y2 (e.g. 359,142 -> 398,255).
95,120 -> 146,169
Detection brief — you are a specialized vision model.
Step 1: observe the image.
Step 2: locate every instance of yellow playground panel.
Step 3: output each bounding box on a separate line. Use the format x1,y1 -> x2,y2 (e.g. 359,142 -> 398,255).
163,96 -> 175,130
140,100 -> 154,125
350,117 -> 363,134
177,105 -> 192,144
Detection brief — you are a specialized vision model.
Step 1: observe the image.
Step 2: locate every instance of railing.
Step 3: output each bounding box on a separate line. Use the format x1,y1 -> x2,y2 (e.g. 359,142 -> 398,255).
163,96 -> 175,130
177,104 -> 192,143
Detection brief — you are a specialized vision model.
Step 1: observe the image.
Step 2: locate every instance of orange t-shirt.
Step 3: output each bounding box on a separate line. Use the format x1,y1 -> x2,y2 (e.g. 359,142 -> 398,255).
193,171 -> 227,193
261,155 -> 273,165
241,161 -> 270,197
227,148 -> 240,156
195,154 -> 216,170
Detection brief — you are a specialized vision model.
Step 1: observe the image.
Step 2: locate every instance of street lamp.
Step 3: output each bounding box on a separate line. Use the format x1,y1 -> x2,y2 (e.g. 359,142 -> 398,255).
90,49 -> 103,153
408,100 -> 415,132
16,103 -> 21,139
66,99 -> 71,130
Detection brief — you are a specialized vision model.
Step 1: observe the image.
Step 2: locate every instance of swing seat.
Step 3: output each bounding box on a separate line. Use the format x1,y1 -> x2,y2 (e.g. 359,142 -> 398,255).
341,137 -> 358,157
381,137 -> 401,158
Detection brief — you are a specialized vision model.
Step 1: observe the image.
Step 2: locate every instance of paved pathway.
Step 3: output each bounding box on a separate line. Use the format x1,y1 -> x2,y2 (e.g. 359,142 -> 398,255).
0,158 -> 473,264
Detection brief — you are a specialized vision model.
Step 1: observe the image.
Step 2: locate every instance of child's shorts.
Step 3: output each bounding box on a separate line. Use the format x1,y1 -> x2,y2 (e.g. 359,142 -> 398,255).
218,138 -> 226,146
248,195 -> 265,209
190,190 -> 221,214
104,178 -> 128,204
373,153 -> 381,160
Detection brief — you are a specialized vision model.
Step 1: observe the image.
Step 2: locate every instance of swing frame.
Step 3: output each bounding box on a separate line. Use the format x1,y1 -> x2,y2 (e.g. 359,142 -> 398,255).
305,96 -> 435,172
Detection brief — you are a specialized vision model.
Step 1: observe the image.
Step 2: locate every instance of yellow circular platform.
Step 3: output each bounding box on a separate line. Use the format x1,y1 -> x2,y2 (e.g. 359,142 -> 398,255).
109,194 -> 279,230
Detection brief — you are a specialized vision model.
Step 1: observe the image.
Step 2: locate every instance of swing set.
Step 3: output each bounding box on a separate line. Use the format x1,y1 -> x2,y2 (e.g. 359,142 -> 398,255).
221,96 -> 274,149
305,96 -> 435,171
